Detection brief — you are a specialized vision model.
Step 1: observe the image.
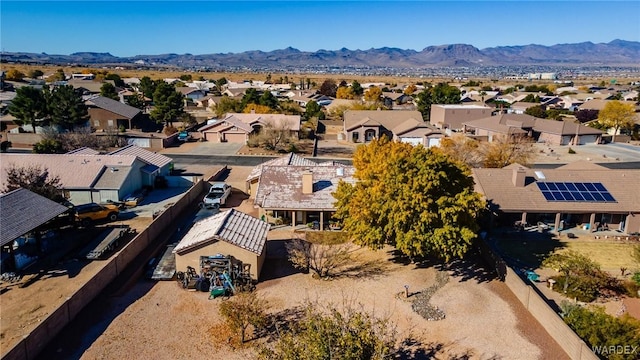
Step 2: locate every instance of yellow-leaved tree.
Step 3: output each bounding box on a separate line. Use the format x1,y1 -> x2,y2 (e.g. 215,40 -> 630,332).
364,86 -> 382,102
598,100 -> 636,142
336,86 -> 355,99
243,103 -> 274,114
333,137 -> 485,262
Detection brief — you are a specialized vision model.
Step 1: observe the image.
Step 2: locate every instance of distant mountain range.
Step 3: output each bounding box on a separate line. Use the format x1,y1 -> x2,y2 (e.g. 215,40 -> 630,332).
2,40 -> 639,69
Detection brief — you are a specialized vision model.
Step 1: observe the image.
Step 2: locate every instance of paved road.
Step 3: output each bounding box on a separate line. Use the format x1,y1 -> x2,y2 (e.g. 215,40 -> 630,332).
166,154 -> 353,167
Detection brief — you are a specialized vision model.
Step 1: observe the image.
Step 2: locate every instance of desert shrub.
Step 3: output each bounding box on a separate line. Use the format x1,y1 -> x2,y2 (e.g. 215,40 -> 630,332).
259,302 -> 397,360
246,135 -> 261,148
621,279 -> 640,298
632,272 -> 640,286
163,125 -> 178,135
568,147 -> 576,154
286,235 -> 353,278
218,292 -> 269,344
561,302 -> 640,360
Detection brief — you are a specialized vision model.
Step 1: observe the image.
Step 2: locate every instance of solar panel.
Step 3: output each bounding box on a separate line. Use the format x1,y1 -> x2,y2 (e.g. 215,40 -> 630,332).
535,182 -> 616,203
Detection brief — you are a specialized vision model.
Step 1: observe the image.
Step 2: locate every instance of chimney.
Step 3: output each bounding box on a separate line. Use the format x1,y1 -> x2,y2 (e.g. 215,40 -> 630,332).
512,167 -> 526,187
302,170 -> 313,194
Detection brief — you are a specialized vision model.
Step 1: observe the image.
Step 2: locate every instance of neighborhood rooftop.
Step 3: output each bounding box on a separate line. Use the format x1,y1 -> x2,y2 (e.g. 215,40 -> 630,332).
173,209 -> 270,255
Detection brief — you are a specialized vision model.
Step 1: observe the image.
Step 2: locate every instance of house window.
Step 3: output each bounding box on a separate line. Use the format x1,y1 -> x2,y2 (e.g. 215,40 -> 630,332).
352,132 -> 359,142
94,120 -> 100,127
365,129 -> 376,142
107,120 -> 114,127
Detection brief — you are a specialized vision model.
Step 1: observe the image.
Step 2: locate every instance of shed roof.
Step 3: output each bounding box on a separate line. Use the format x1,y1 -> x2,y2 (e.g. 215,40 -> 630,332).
174,209 -> 270,255
0,188 -> 70,246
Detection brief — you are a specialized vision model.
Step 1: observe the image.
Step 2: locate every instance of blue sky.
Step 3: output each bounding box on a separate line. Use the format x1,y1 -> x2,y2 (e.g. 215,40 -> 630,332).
1,1 -> 639,57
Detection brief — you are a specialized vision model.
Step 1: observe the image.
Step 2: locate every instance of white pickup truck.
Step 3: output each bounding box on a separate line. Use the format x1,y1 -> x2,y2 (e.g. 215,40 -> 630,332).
203,182 -> 231,209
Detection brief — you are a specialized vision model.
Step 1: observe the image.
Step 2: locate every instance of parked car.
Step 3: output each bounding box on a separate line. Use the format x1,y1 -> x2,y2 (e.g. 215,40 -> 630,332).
74,203 -> 120,226
202,182 -> 231,209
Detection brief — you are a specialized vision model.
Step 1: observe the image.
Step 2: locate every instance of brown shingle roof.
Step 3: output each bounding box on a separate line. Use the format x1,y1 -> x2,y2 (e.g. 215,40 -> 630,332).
472,165 -> 640,213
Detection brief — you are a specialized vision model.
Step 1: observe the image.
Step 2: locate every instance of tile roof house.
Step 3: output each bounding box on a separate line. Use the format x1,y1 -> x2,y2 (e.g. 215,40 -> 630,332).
0,188 -> 71,271
463,114 -> 604,145
344,109 -> 442,146
108,144 -> 172,176
472,162 -> 640,234
85,96 -> 142,130
200,113 -> 301,143
577,99 -> 638,111
173,209 -> 270,280
0,153 -> 145,205
254,165 -> 356,230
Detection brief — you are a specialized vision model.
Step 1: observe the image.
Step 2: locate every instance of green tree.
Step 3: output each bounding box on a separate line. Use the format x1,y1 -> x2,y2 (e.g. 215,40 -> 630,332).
48,85 -> 89,131
304,100 -> 323,120
179,74 -> 192,81
415,83 -> 461,121
543,251 -> 613,302
259,302 -> 397,360
214,96 -> 243,118
28,69 -> 44,79
241,88 -> 261,109
259,90 -> 279,109
2,165 -> 64,202
125,91 -> 145,109
138,76 -> 157,99
561,302 -> 640,360
104,73 -> 124,87
32,138 -> 64,154
522,94 -> 541,103
598,100 -> 636,142
351,80 -> 364,96
215,77 -> 228,91
524,106 -> 547,118
100,82 -> 120,100
218,292 -> 269,343
150,82 -> 184,126
333,138 -> 485,261
7,86 -> 48,131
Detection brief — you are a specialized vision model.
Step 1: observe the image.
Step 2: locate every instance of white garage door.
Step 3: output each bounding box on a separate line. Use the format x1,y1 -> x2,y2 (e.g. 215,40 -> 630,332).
400,137 -> 422,146
428,138 -> 442,147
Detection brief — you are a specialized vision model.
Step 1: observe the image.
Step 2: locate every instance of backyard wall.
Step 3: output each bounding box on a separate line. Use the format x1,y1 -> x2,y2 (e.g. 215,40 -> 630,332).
478,239 -> 599,360
2,180 -> 207,360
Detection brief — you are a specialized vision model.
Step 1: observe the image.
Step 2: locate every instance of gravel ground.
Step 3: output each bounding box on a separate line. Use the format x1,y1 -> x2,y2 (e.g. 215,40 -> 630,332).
48,239 -> 567,360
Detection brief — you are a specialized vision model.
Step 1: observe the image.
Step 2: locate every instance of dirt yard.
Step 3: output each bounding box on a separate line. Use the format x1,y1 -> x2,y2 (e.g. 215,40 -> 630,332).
45,230 -> 567,360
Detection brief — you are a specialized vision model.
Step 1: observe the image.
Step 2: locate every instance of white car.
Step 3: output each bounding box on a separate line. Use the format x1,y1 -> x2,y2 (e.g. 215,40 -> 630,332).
203,182 -> 231,209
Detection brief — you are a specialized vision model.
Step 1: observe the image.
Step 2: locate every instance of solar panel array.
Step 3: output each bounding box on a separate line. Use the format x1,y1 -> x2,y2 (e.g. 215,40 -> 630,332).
536,182 -> 616,202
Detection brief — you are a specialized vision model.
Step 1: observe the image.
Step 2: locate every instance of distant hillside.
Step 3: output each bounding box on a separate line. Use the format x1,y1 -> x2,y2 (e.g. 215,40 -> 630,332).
2,40 -> 639,69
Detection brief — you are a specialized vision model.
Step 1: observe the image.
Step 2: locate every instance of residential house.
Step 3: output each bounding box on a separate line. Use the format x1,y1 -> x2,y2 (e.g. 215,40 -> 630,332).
254,165 -> 356,230
577,99 -> 637,111
71,73 -> 95,80
108,144 -> 173,186
85,96 -> 141,130
195,95 -> 222,111
245,152 -> 318,197
221,88 -> 247,98
463,114 -> 603,145
173,209 -> 270,280
429,104 -> 493,131
381,92 -> 412,109
176,87 -> 207,101
472,162 -> 640,234
66,79 -> 116,97
0,153 -> 142,204
344,109 -> 442,146
199,113 -> 301,143
0,188 -> 71,271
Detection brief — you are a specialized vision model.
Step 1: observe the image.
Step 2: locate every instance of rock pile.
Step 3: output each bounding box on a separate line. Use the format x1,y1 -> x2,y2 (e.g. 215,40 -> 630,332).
411,270 -> 449,321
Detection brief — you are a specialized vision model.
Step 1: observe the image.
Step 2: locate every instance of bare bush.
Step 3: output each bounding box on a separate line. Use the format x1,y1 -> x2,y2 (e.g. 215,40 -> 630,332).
286,237 -> 354,278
